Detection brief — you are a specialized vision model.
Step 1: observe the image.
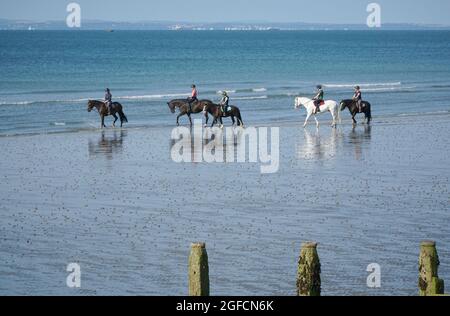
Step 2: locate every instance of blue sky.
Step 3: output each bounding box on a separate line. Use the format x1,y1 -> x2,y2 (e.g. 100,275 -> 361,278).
1,0 -> 449,24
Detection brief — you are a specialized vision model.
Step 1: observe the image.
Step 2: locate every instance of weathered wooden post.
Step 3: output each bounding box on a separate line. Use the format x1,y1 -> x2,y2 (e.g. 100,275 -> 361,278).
297,241 -> 321,296
419,240 -> 445,296
189,242 -> 210,296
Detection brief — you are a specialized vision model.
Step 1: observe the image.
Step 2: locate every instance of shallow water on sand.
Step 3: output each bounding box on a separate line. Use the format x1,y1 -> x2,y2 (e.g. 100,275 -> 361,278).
0,114 -> 449,295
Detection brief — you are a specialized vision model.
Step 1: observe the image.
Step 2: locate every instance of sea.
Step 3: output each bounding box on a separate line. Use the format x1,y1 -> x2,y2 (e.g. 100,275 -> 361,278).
0,30 -> 450,135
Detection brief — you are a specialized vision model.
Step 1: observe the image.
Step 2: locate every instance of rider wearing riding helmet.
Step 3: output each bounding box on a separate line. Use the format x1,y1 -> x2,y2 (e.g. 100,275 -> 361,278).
353,86 -> 362,112
219,91 -> 229,115
313,85 -> 324,114
187,84 -> 198,112
104,88 -> 112,114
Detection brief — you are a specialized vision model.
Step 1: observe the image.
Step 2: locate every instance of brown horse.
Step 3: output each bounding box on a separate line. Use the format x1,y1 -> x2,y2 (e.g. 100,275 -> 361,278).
87,100 -> 128,128
167,99 -> 213,126
203,103 -> 244,127
340,99 -> 372,125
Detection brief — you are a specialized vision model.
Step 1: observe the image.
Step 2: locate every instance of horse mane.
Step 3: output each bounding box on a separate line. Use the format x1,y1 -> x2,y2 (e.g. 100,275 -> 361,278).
169,99 -> 187,103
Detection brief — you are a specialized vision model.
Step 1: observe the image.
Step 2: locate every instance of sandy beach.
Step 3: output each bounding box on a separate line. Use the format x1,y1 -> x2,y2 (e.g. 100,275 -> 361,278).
0,113 -> 449,295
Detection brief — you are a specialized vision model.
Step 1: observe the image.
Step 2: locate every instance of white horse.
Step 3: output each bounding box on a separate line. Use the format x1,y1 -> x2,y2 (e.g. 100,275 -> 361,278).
294,97 -> 341,128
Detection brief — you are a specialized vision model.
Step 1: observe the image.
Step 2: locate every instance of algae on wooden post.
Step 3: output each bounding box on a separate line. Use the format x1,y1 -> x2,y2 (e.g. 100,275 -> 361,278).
297,241 -> 321,296
189,242 -> 210,296
419,240 -> 445,296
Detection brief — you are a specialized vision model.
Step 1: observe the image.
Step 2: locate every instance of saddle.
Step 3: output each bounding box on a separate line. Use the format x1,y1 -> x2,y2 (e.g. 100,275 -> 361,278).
222,105 -> 231,116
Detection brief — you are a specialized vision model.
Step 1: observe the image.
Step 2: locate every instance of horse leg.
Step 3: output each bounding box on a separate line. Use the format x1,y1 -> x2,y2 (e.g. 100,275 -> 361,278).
219,116 -> 224,129
176,113 -> 184,126
330,111 -> 336,128
188,113 -> 192,127
352,113 -> 357,126
101,115 -> 105,128
304,112 -> 311,128
112,113 -> 118,127
314,115 -> 319,128
204,112 -> 209,127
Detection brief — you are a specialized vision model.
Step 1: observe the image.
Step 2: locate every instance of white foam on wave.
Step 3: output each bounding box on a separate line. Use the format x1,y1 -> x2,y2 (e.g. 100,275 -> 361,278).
0,101 -> 34,105
0,98 -> 90,106
216,90 -> 236,94
53,122 -> 66,126
116,93 -> 189,100
363,86 -> 416,92
252,88 -> 267,92
234,95 -> 268,100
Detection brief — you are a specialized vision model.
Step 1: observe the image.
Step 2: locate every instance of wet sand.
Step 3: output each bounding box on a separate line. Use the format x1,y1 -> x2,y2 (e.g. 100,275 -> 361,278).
0,114 -> 449,295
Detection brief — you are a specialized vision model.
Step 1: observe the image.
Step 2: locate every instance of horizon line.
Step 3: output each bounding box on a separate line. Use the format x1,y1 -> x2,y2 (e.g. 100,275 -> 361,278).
1,18 -> 450,27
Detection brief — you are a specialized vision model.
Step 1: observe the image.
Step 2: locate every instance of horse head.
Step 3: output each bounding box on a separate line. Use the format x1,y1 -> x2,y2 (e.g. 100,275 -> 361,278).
295,97 -> 306,109
87,100 -> 95,112
167,101 -> 176,114
340,100 -> 350,111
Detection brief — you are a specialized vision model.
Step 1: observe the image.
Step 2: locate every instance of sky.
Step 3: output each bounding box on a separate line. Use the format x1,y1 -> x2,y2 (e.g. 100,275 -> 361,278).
0,0 -> 450,25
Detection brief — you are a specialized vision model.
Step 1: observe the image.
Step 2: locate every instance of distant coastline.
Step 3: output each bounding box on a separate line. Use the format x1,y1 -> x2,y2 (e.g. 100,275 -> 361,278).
1,18 -> 450,31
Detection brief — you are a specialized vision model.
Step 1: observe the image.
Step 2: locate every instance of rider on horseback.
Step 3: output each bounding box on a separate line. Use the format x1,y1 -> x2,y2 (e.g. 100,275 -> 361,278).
313,85 -> 324,114
353,86 -> 362,113
219,91 -> 229,116
105,88 -> 112,115
187,84 -> 198,113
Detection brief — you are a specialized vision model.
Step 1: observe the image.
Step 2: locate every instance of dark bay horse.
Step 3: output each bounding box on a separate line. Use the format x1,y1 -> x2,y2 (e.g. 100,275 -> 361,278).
340,99 -> 372,125
203,103 -> 244,127
167,99 -> 213,126
87,100 -> 128,128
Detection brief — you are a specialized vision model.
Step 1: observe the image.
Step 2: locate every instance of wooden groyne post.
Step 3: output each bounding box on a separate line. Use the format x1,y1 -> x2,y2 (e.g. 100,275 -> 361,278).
419,240 -> 445,296
189,242 -> 210,296
296,241 -> 321,296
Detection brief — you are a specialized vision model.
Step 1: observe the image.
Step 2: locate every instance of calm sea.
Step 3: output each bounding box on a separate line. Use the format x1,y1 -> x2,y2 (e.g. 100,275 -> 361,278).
0,30 -> 450,135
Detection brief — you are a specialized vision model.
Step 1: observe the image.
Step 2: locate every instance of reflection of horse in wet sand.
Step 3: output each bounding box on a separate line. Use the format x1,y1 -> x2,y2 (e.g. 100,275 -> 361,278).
88,130 -> 126,159
169,126 -> 245,163
348,125 -> 372,160
297,128 -> 341,160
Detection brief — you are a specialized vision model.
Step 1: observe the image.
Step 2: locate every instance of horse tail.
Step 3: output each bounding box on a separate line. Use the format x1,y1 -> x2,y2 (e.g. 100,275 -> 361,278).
119,110 -> 128,123
367,103 -> 372,123
337,102 -> 342,124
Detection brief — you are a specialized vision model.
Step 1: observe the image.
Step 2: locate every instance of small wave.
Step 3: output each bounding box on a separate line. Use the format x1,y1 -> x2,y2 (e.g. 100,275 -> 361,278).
233,95 -> 268,100
363,86 -> 416,92
52,122 -> 66,126
0,101 -> 34,105
431,84 -> 450,89
252,88 -> 267,92
216,90 -> 236,95
0,98 -> 90,106
0,94 -> 191,106
398,110 -> 450,117
116,93 -> 189,100
324,82 -> 402,88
